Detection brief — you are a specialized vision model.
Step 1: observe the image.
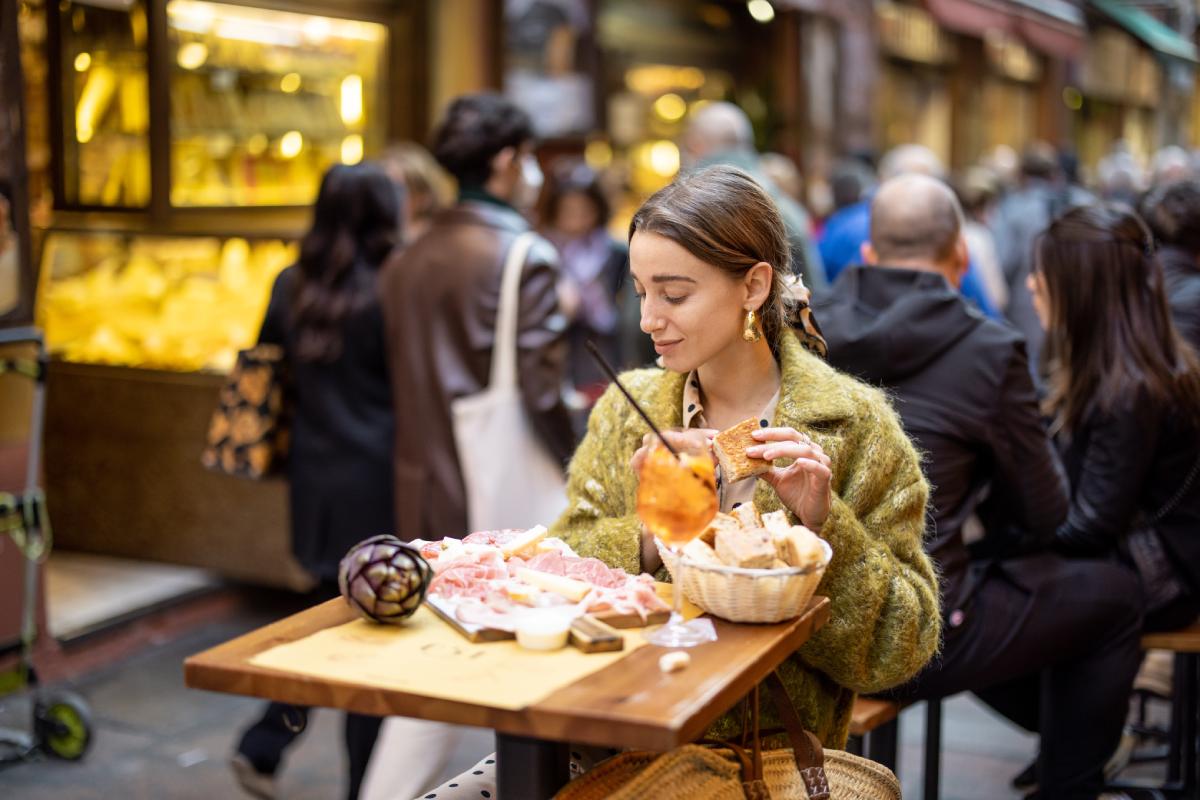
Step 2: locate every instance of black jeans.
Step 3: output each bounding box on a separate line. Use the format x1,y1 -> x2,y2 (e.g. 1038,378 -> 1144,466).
887,554 -> 1145,800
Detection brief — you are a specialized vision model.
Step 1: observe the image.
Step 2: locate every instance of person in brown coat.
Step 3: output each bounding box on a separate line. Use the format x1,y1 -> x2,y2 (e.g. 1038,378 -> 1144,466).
379,93 -> 575,542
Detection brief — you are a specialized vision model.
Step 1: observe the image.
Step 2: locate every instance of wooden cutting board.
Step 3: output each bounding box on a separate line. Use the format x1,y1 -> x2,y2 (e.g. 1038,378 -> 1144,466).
426,582 -> 674,649
426,595 -> 670,644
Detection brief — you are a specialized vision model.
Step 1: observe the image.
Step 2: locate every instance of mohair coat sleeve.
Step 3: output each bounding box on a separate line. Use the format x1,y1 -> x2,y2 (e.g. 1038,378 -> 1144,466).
791,383 -> 940,695
549,370 -> 666,575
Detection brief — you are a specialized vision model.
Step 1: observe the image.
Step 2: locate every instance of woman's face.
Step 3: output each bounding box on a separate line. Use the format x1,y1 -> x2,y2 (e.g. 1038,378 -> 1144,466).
1027,269 -> 1050,331
629,231 -> 748,373
555,191 -> 600,238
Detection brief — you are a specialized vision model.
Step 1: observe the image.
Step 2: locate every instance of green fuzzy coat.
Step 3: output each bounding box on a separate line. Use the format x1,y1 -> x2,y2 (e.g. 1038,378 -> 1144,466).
549,330 -> 941,747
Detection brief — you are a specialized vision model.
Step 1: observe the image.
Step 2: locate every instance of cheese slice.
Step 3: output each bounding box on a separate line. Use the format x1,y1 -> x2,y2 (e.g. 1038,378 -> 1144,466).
501,525 -> 549,558
514,567 -> 592,602
504,579 -> 541,605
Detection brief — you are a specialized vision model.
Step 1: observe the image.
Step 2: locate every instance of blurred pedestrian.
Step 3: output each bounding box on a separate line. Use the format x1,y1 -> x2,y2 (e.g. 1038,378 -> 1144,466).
380,91 -> 574,541
828,156 -> 875,214
1030,205 -> 1200,633
1095,142 -> 1145,206
815,174 -> 1142,800
538,158 -> 646,425
990,141 -> 1092,377
759,151 -> 805,205
956,166 -> 1007,311
1149,145 -> 1193,188
816,144 -> 998,318
681,101 -> 826,290
1142,179 -> 1200,350
232,163 -> 402,800
379,141 -> 455,244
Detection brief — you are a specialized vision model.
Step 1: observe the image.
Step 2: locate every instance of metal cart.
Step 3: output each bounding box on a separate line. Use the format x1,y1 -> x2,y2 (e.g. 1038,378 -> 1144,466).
0,327 -> 93,766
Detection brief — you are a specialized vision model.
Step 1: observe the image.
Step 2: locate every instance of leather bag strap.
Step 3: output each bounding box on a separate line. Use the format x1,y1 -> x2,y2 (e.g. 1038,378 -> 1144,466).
764,670 -> 831,800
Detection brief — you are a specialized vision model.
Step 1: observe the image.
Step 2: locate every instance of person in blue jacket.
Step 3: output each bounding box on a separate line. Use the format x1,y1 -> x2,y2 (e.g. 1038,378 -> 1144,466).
819,145 -> 999,318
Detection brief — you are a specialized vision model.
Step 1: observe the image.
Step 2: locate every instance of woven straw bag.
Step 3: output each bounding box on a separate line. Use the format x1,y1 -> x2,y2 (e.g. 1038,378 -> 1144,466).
554,671 -> 899,800
658,539 -> 832,623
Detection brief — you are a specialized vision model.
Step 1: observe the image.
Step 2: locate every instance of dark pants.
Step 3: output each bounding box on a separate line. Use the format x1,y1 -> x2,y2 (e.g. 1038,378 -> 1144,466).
236,580 -> 383,800
238,704 -> 382,800
888,554 -> 1145,800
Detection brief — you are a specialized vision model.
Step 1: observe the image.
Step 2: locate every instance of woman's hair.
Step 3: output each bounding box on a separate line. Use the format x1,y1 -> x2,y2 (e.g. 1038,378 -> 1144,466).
1035,203 -> 1200,434
629,165 -> 807,351
380,141 -> 455,221
292,163 -> 401,362
431,93 -> 533,187
539,158 -> 611,231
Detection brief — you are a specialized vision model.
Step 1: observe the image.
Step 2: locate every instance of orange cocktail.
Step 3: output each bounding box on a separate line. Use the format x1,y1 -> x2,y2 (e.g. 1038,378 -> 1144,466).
637,444 -> 718,547
637,439 -> 718,647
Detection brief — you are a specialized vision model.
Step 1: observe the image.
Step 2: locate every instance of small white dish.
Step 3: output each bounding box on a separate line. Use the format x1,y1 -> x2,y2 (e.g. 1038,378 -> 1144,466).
515,615 -> 571,651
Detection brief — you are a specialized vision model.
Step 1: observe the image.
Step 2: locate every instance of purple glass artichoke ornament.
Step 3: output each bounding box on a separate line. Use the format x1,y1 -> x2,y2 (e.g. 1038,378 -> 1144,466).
337,535 -> 433,624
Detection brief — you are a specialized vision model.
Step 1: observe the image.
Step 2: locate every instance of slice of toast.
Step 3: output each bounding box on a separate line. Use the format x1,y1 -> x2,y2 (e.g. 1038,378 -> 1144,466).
713,418 -> 772,484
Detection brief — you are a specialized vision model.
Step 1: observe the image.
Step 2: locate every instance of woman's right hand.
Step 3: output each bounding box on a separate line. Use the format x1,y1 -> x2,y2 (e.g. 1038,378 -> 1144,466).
630,428 -> 718,473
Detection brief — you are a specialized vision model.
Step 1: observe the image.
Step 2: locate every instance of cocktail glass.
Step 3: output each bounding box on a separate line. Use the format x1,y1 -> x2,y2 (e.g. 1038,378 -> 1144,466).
638,437 -> 719,648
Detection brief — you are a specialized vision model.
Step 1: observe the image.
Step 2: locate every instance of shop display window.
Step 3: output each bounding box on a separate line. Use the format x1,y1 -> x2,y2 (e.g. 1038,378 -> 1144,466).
166,0 -> 387,207
57,0 -> 151,208
36,230 -> 296,371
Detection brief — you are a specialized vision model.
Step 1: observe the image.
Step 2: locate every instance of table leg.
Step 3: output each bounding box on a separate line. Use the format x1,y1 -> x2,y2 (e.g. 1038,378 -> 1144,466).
495,732 -> 570,799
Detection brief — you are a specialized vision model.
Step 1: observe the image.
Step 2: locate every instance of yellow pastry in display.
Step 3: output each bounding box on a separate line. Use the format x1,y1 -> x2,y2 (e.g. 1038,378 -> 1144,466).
38,234 -> 297,372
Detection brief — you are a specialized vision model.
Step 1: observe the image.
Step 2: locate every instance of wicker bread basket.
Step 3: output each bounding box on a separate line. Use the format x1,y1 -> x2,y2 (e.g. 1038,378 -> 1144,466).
658,538 -> 832,623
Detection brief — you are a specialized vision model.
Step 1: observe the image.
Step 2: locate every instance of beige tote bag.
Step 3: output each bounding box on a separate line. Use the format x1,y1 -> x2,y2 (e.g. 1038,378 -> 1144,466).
450,232 -> 568,532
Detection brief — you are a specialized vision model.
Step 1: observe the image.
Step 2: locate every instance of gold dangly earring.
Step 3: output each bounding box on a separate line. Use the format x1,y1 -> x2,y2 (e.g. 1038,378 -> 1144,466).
743,309 -> 762,343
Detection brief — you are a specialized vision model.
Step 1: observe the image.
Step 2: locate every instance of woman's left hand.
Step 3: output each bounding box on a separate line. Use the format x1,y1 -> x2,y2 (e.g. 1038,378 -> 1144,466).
746,427 -> 832,532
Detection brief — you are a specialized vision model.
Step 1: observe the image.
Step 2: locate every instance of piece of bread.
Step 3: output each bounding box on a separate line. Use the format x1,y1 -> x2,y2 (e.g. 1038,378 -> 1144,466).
761,510 -> 791,538
681,537 -> 725,567
700,512 -> 741,546
774,525 -> 827,569
730,502 -> 762,529
713,418 -> 772,484
714,526 -> 777,569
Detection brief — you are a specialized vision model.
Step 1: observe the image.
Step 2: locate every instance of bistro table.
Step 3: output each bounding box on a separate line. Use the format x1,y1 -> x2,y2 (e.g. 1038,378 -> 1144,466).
184,594 -> 831,799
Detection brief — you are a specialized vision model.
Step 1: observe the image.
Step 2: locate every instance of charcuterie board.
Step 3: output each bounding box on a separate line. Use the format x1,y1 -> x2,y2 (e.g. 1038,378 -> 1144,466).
425,594 -> 670,648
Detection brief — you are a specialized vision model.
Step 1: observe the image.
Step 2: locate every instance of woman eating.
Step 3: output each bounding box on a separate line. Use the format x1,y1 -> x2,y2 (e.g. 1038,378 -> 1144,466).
549,164 -> 941,745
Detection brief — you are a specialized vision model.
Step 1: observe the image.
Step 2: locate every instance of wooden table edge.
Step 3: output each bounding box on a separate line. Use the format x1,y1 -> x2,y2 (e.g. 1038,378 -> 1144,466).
183,596 -> 831,752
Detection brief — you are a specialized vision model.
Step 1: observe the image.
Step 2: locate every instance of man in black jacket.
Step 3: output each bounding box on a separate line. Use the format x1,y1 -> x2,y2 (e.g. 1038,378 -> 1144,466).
813,174 -> 1146,800
1142,178 -> 1200,352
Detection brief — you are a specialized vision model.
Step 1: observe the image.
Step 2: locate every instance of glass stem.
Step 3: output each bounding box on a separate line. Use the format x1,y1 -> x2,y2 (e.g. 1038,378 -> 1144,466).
670,545 -> 684,624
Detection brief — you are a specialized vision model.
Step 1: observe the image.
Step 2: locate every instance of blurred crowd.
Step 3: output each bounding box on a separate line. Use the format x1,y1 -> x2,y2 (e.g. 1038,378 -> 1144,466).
229,90 -> 1200,800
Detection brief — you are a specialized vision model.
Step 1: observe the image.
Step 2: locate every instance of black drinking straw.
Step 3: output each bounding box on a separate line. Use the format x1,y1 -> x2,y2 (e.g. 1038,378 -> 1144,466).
584,340 -> 680,458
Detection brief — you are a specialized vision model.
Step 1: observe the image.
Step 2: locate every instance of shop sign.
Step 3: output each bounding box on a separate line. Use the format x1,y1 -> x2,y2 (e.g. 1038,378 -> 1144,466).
1081,27 -> 1161,106
983,29 -> 1041,83
877,1 -> 956,66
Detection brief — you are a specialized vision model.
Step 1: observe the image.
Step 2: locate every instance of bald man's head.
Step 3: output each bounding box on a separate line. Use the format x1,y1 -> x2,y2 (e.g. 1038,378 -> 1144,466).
684,102 -> 754,160
868,174 -> 965,268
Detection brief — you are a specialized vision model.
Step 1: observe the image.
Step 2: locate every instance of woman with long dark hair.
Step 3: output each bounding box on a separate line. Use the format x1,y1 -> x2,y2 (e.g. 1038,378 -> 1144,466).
1030,204 -> 1200,632
232,162 -> 401,800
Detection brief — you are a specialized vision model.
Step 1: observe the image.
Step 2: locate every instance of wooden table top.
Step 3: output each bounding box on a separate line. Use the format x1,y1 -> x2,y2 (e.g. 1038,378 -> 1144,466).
184,595 -> 830,751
